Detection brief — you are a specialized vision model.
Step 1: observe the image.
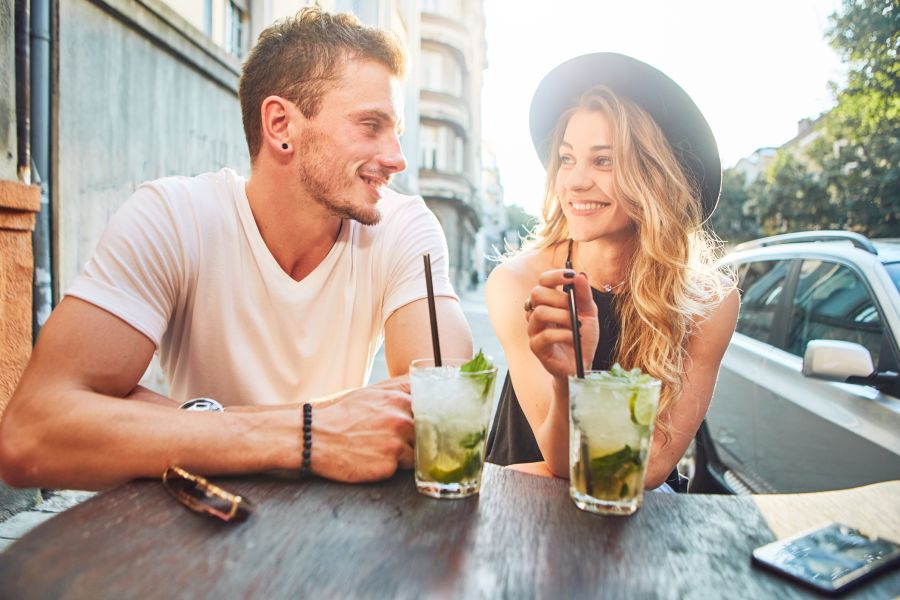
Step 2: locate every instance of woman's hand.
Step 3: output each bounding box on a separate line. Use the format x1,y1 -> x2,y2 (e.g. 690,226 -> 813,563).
525,270 -> 599,379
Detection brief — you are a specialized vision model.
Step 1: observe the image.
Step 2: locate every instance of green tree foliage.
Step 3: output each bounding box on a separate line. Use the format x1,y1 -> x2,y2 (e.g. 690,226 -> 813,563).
818,0 -> 900,236
729,0 -> 899,238
505,203 -> 538,241
755,150 -> 837,235
709,168 -> 754,243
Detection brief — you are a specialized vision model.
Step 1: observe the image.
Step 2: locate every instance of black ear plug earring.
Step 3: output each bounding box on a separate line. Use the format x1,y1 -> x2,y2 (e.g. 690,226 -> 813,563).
282,142 -> 289,150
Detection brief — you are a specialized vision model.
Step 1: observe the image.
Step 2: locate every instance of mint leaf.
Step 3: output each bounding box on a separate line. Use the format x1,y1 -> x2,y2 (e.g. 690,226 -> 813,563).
461,350 -> 496,400
460,429 -> 485,449
460,350 -> 491,373
592,363 -> 655,386
589,445 -> 642,480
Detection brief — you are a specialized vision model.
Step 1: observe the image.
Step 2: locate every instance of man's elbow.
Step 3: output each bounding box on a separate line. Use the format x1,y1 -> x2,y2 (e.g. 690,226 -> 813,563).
0,425 -> 35,489
0,397 -> 48,489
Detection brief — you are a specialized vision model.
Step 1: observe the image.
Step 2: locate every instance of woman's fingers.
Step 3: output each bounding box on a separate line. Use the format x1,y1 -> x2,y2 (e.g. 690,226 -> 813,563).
527,305 -> 574,336
537,268 -> 578,289
529,327 -> 578,355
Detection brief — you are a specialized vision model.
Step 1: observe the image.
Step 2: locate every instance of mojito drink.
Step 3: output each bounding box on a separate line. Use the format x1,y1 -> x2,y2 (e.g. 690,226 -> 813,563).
569,365 -> 661,515
410,353 -> 497,499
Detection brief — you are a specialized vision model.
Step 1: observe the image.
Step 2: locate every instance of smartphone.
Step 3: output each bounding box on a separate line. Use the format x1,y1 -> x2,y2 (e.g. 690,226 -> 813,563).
752,522 -> 900,595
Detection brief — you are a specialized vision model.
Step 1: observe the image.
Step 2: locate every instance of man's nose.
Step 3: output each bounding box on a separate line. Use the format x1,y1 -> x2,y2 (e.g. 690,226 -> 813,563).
379,133 -> 407,174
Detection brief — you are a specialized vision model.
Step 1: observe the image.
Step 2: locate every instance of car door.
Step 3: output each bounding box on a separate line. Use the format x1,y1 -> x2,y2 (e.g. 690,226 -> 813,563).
752,259 -> 900,492
707,258 -> 795,493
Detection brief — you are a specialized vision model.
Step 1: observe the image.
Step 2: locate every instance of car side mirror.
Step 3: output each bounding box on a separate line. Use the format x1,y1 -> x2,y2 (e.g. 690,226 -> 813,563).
802,340 -> 874,382
803,340 -> 900,389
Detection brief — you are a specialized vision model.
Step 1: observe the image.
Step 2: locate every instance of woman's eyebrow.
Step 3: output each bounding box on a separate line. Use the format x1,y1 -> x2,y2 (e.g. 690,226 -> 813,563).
559,141 -> 613,151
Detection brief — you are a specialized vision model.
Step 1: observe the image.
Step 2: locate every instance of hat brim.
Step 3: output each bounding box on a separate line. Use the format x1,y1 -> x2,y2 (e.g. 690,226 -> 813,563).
529,53 -> 721,220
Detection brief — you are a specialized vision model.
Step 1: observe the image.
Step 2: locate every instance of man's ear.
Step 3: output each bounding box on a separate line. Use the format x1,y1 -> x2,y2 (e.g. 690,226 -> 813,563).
260,96 -> 298,154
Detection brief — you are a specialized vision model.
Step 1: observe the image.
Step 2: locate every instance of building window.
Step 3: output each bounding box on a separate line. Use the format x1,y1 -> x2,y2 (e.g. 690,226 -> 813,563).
224,0 -> 245,57
420,124 -> 465,173
421,47 -> 463,96
158,0 -> 248,58
422,0 -> 464,20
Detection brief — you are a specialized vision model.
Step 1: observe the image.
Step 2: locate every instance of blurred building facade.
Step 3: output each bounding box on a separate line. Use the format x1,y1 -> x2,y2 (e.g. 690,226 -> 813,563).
416,0 -> 486,292
476,145 -> 508,284
733,117 -> 825,186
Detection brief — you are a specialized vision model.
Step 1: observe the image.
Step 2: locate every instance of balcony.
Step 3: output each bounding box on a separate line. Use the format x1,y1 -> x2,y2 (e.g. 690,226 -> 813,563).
419,90 -> 470,131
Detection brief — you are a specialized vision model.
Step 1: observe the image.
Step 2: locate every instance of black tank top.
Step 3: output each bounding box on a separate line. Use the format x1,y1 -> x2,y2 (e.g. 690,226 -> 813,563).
485,287 -> 619,465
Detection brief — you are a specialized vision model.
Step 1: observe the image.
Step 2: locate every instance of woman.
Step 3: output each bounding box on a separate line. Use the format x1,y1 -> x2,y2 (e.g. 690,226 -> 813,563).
484,53 -> 740,491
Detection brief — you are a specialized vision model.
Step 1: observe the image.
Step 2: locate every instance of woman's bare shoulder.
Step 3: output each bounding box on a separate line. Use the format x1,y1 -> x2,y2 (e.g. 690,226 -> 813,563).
485,248 -> 555,334
488,248 -> 557,288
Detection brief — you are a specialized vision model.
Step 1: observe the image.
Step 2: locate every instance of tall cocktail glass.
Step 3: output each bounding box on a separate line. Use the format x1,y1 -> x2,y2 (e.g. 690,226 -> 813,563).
410,357 -> 497,499
569,369 -> 661,515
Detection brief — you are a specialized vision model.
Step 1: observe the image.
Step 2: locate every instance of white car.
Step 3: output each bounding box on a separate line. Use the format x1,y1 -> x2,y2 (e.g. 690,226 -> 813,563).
691,231 -> 900,494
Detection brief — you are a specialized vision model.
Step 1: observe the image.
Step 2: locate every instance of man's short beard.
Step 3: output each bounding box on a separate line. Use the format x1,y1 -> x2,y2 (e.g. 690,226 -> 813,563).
298,129 -> 382,226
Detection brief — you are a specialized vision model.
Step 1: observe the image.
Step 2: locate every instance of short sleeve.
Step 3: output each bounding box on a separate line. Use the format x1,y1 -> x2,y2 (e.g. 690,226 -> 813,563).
64,184 -> 186,348
381,197 -> 459,323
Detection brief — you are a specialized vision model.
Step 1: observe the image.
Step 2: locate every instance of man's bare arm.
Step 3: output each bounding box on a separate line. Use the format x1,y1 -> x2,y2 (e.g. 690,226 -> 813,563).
0,297 -> 413,490
383,297 -> 473,376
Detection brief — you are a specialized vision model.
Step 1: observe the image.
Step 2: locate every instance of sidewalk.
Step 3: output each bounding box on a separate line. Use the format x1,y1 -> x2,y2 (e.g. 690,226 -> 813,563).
0,490 -> 95,553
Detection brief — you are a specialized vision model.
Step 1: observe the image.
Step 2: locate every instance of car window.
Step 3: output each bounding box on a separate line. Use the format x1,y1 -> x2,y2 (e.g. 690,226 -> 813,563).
784,260 -> 883,364
886,262 -> 900,294
735,260 -> 792,343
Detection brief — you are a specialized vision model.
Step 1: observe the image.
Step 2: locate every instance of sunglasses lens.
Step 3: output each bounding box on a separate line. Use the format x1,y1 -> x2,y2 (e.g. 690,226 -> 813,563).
165,469 -> 242,520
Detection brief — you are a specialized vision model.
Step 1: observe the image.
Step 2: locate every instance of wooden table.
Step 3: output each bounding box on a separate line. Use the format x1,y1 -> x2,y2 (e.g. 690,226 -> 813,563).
1,465 -> 897,599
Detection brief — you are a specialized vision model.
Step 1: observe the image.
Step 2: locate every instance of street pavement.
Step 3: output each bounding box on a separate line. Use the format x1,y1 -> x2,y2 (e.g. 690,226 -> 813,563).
0,286 -> 508,551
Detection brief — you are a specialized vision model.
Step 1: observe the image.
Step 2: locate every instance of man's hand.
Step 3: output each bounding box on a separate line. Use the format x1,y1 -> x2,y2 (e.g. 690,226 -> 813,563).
310,384 -> 415,482
365,375 -> 409,393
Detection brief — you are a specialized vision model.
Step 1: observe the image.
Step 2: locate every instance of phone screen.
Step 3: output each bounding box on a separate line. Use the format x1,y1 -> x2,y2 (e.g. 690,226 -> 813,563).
752,522 -> 900,594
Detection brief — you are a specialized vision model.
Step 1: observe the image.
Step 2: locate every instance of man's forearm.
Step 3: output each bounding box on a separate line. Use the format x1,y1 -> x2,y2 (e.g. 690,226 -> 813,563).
124,385 -> 180,407
0,388 -> 302,490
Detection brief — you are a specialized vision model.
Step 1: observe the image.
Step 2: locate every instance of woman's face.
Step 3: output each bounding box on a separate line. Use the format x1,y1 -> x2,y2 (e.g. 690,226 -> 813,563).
555,109 -> 634,243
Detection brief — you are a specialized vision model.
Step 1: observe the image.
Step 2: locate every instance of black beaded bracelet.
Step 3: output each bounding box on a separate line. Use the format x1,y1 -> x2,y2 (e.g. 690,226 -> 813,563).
300,403 -> 312,477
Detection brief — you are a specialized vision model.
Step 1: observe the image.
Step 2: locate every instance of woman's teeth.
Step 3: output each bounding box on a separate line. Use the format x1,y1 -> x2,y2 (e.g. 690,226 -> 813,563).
571,202 -> 609,210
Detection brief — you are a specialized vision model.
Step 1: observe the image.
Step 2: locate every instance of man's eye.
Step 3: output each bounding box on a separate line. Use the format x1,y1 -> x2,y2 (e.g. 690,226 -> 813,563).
363,121 -> 380,132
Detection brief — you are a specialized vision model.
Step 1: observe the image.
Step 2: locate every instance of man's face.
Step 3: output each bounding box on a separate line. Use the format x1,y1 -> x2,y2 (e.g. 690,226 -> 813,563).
296,59 -> 407,225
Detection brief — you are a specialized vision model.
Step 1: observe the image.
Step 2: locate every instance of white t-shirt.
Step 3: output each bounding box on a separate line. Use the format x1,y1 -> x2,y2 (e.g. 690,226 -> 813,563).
66,168 -> 457,405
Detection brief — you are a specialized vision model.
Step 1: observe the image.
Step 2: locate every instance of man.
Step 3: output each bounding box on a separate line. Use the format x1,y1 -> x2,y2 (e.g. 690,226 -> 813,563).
0,9 -> 472,490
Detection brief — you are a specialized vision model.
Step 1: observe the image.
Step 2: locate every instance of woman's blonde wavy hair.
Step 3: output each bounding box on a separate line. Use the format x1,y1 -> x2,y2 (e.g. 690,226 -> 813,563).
527,85 -> 735,441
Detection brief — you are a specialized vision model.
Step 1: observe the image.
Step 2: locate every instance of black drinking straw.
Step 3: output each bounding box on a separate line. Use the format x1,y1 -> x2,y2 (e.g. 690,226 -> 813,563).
565,239 -> 585,378
423,253 -> 442,367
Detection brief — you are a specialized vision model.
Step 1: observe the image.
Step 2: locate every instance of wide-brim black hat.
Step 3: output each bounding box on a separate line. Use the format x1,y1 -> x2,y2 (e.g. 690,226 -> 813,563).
529,52 -> 721,220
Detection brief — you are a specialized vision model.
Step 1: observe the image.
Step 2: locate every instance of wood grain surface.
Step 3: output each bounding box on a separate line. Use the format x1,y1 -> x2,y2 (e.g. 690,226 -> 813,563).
0,465 -> 897,599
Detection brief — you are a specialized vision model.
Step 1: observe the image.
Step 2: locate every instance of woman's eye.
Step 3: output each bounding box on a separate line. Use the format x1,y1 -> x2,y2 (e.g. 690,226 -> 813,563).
595,156 -> 612,167
559,155 -> 574,166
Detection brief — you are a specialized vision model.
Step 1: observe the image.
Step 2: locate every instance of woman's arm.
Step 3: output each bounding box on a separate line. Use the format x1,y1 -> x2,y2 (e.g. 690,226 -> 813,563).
486,262 -> 599,477
643,288 -> 740,488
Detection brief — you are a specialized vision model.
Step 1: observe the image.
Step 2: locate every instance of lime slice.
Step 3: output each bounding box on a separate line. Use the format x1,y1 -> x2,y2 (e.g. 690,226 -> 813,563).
429,455 -> 464,483
629,390 -> 656,426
